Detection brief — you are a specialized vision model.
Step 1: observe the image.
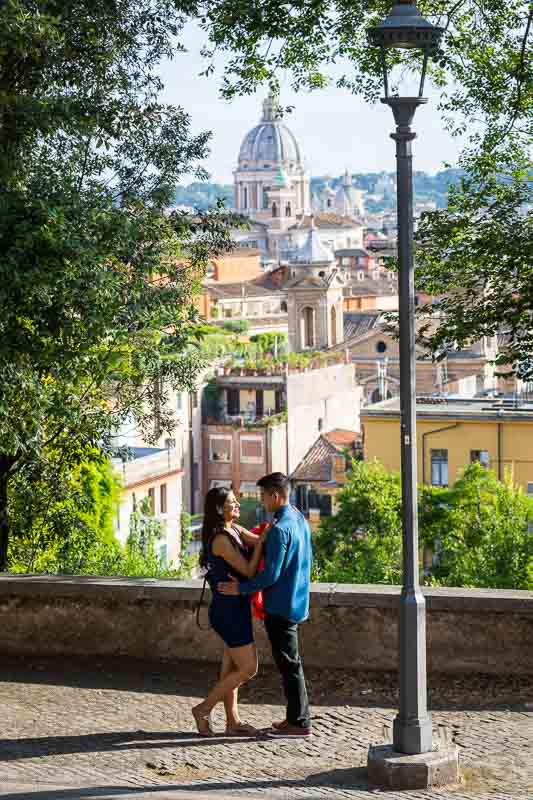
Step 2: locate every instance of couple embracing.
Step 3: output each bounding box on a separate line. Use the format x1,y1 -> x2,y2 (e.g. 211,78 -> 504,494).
192,472 -> 312,739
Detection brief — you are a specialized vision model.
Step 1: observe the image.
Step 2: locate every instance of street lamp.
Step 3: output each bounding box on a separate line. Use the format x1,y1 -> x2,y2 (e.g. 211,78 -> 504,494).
367,1 -> 444,757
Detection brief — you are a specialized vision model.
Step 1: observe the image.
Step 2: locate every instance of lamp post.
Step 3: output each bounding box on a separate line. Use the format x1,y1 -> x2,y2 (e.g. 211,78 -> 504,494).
367,2 -> 444,757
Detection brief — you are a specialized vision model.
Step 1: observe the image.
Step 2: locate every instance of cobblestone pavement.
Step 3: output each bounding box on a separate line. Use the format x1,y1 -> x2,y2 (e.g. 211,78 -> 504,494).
0,656 -> 531,800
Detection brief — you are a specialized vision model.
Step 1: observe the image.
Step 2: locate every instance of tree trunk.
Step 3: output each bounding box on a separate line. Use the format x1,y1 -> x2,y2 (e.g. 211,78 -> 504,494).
0,457 -> 15,572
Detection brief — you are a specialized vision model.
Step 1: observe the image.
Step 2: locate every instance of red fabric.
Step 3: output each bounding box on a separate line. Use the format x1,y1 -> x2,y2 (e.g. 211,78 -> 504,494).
250,522 -> 269,620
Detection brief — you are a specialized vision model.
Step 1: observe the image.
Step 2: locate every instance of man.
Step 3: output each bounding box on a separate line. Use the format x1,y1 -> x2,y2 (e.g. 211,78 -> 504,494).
218,472 -> 312,738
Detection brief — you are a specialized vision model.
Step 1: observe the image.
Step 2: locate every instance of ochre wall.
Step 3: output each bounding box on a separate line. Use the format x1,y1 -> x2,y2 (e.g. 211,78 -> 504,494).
363,415 -> 533,489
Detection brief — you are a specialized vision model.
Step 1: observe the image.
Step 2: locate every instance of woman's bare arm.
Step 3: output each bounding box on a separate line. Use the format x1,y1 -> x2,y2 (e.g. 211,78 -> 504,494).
235,523 -> 270,547
211,534 -> 264,578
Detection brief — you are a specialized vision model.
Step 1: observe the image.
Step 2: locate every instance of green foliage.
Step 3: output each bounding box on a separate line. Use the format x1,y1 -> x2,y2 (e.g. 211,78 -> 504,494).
249,332 -> 287,354
203,378 -> 224,419
415,164 -> 533,376
313,460 -> 533,589
0,0 -> 238,568
422,464 -> 533,590
8,453 -> 122,574
222,320 -> 250,334
312,460 -> 403,584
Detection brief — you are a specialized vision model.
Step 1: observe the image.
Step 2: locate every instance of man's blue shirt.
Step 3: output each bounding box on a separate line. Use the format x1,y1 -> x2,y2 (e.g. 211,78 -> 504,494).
239,504 -> 312,623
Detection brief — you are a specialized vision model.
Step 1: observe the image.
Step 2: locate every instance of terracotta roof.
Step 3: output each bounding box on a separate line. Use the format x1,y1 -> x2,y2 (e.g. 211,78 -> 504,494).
290,429 -> 358,483
208,282 -> 280,299
290,212 -> 360,230
343,311 -> 382,340
223,248 -> 262,257
323,429 -> 358,447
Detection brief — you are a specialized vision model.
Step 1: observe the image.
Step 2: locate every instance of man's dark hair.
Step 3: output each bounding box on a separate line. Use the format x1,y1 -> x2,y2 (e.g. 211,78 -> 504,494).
257,472 -> 290,496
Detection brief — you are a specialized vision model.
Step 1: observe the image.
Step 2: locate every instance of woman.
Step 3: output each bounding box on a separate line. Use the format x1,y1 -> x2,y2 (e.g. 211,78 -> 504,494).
192,486 -> 266,737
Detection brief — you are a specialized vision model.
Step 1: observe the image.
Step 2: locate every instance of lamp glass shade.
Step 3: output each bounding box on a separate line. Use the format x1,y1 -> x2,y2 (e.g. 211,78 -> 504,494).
367,1 -> 443,50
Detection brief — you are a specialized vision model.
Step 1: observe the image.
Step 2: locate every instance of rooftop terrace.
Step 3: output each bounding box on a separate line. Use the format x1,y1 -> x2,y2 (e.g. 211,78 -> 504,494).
362,396 -> 533,421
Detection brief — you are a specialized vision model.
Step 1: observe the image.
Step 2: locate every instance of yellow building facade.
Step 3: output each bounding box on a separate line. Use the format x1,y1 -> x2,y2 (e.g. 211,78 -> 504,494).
361,398 -> 533,493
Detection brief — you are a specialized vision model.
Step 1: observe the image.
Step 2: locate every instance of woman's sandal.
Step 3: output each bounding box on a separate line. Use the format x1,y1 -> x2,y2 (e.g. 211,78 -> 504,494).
192,705 -> 215,737
224,722 -> 259,737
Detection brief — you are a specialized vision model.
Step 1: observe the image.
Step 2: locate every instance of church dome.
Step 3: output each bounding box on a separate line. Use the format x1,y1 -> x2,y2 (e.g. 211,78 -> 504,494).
335,170 -> 364,216
238,93 -> 304,167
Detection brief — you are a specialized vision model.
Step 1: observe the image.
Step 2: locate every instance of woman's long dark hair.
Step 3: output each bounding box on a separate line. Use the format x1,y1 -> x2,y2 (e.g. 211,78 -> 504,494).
199,486 -> 231,569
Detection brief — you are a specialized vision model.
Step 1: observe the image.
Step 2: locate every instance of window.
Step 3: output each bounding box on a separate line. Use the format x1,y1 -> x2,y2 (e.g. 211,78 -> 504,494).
240,435 -> 264,464
357,271 -> 365,281
431,449 -> 448,487
262,187 -> 270,209
160,483 -> 167,514
285,202 -> 291,217
318,418 -> 323,432
342,257 -> 350,266
192,391 -> 198,409
192,462 -> 199,492
209,435 -> 232,462
376,340 -> 387,354
272,202 -> 277,218
243,186 -> 248,208
280,300 -> 287,313
301,306 -> 314,349
256,390 -> 264,418
147,487 -> 156,513
205,262 -> 216,280
226,388 -> 239,416
330,306 -> 337,346
176,392 -> 183,412
470,450 -> 490,469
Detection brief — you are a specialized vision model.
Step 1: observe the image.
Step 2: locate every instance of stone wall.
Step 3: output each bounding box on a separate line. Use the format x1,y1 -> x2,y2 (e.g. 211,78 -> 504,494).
0,576 -> 531,675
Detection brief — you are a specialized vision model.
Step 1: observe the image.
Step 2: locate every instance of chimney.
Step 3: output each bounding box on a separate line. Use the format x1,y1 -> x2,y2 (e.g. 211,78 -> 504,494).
331,453 -> 347,484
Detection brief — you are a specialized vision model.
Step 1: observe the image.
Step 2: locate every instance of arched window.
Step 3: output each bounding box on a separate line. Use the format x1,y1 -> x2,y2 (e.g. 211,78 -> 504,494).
376,340 -> 387,354
327,198 -> 332,208
285,202 -> 291,217
330,306 -> 337,346
272,202 -> 277,218
243,186 -> 248,208
280,300 -> 287,313
301,306 -> 314,349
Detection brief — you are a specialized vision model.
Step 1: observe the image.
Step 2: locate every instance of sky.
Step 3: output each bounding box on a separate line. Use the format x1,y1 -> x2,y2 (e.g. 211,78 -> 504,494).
158,23 -> 465,185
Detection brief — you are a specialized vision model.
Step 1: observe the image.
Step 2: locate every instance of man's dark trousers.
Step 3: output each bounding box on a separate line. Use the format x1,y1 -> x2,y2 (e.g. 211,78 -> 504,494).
265,613 -> 310,728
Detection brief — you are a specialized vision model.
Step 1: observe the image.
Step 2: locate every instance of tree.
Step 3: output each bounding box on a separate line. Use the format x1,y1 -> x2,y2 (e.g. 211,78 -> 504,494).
415,163 -> 533,376
198,1 -> 531,159
313,460 -> 403,584
0,1 -> 237,569
422,463 -> 533,590
8,453 -> 122,574
313,460 -> 533,589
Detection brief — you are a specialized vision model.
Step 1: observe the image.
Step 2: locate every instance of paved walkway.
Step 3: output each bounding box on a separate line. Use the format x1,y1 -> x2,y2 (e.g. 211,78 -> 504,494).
0,656 -> 531,800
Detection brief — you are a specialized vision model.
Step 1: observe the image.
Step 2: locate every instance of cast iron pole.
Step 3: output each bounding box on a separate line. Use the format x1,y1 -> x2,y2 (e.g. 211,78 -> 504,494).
385,95 -> 432,755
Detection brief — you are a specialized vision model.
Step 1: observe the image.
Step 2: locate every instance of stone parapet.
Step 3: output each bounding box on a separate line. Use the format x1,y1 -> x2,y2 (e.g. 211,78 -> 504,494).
0,576 -> 531,674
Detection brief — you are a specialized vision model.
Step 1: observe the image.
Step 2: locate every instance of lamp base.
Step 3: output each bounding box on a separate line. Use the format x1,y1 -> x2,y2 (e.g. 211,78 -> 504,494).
368,744 -> 459,790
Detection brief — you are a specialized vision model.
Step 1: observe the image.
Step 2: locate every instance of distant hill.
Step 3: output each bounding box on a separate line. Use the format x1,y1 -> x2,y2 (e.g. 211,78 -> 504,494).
173,182 -> 233,210
173,169 -> 464,212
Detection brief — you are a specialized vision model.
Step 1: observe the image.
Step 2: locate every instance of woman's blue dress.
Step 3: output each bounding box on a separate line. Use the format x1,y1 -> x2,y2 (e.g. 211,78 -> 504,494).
206,528 -> 254,649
